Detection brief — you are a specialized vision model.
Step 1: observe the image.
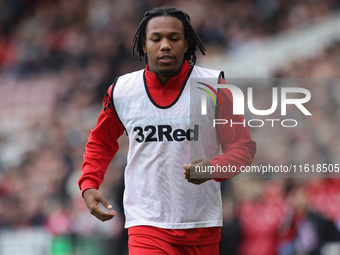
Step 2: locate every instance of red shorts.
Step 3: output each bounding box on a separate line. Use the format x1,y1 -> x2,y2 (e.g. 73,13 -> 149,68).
128,234 -> 219,255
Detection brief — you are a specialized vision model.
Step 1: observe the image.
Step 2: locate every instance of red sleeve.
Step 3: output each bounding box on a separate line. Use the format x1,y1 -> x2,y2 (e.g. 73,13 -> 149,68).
209,81 -> 256,181
78,84 -> 125,194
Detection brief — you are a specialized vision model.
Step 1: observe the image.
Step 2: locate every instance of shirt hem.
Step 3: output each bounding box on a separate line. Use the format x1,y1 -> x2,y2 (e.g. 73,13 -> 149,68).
125,220 -> 223,229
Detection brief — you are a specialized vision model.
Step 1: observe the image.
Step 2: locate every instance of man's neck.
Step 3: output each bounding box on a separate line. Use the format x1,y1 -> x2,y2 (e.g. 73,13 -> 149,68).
156,71 -> 180,86
145,60 -> 191,88
148,61 -> 186,86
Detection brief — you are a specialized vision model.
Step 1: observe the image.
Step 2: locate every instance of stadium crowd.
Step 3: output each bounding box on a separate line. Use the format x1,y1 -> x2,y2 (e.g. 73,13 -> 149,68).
0,0 -> 340,254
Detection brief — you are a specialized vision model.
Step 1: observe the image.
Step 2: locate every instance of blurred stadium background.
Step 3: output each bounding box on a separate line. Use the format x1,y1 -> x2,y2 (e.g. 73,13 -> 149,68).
0,0 -> 340,254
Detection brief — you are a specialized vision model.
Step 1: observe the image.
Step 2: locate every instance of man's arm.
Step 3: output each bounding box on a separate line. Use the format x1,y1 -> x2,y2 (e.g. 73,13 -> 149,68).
78,85 -> 125,221
184,82 -> 256,184
210,85 -> 256,181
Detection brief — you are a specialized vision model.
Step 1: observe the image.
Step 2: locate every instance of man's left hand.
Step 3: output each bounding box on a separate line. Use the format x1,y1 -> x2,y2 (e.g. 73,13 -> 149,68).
183,158 -> 212,185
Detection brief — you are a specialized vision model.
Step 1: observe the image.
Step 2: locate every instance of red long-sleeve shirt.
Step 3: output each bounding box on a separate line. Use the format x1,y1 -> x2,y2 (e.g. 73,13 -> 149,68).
78,60 -> 256,245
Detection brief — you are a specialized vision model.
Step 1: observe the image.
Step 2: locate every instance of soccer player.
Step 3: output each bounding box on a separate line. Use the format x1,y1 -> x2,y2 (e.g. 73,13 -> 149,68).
78,6 -> 256,254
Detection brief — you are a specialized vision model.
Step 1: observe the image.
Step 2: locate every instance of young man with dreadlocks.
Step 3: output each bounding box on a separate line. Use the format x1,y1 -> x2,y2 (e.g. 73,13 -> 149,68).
79,6 -> 256,255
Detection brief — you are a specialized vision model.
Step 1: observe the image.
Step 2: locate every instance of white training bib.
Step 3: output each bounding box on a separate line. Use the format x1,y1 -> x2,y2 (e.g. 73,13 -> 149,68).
112,66 -> 223,229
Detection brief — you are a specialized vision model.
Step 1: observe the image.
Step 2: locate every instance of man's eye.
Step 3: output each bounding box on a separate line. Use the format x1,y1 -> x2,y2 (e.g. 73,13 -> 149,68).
172,38 -> 179,42
151,38 -> 160,42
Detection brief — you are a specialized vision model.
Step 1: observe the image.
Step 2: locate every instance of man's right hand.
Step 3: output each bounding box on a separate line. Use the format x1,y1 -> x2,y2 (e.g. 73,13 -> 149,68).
83,188 -> 116,222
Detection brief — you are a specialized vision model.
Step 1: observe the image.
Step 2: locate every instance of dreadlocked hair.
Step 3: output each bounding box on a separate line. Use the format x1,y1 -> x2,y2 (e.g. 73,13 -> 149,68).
132,6 -> 206,65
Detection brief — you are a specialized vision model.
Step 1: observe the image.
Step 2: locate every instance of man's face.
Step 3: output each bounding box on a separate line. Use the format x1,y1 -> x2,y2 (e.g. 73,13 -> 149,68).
143,16 -> 188,80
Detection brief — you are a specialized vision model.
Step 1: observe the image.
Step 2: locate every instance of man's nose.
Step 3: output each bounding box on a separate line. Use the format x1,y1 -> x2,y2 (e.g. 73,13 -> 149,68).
160,39 -> 171,51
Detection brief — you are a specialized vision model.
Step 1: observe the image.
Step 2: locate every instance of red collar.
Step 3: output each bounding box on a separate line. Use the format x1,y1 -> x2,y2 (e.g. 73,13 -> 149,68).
145,60 -> 191,89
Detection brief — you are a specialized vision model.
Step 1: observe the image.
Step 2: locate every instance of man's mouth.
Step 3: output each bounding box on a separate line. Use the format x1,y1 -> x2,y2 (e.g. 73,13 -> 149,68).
158,54 -> 175,63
